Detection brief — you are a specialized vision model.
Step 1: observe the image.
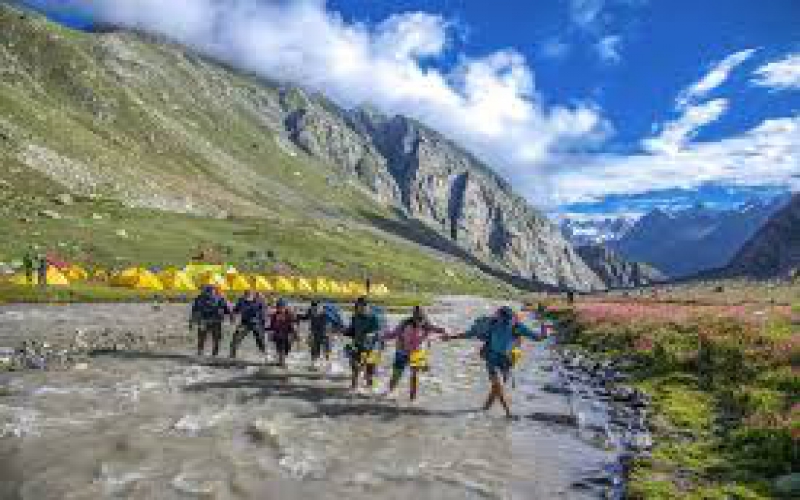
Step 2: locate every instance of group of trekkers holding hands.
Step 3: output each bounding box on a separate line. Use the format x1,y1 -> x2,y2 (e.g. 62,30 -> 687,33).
190,285 -> 548,418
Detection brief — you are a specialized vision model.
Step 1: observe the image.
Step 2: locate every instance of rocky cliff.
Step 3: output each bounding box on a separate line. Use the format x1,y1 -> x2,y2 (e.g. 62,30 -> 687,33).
576,245 -> 666,289
0,5 -> 602,291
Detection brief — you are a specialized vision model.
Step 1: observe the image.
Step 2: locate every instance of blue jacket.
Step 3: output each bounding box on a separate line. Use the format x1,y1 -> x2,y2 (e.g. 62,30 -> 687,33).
191,293 -> 231,323
464,315 -> 543,356
234,297 -> 266,327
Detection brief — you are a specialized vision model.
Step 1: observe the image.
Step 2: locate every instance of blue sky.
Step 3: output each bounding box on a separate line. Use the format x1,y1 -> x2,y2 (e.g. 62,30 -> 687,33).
22,0 -> 800,216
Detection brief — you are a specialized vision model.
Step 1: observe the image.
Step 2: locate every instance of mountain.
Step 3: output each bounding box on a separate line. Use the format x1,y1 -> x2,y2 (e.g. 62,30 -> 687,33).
610,198 -> 789,278
0,5 -> 602,291
576,245 -> 666,289
559,215 -> 636,246
720,194 -> 800,279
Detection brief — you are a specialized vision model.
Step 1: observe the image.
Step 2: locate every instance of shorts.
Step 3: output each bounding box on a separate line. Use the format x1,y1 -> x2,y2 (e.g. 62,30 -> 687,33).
310,334 -> 331,359
273,336 -> 292,356
393,351 -> 410,371
485,351 -> 511,379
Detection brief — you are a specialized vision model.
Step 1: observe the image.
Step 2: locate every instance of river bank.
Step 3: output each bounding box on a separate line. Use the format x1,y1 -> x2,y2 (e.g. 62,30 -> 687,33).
553,302 -> 798,499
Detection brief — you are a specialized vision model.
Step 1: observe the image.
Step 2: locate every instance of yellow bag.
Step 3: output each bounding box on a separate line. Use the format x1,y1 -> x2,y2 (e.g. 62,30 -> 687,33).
409,349 -> 429,369
361,350 -> 382,366
510,346 -> 523,367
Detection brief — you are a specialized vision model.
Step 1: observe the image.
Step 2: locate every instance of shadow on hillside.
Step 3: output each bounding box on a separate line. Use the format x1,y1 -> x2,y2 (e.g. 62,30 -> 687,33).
358,209 -> 559,293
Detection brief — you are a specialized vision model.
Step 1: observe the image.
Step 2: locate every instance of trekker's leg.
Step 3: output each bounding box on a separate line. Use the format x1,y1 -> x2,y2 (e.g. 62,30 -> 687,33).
365,364 -> 375,388
211,323 -> 222,357
494,372 -> 513,418
389,367 -> 403,392
253,327 -> 266,354
197,324 -> 208,356
410,367 -> 419,401
229,326 -> 245,359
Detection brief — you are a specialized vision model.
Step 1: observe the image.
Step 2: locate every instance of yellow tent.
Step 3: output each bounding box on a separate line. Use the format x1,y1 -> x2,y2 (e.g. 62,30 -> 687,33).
159,270 -> 197,291
295,277 -> 314,293
133,271 -> 164,290
111,267 -> 142,287
349,282 -> 368,296
226,272 -> 251,292
252,275 -> 273,292
184,263 -> 225,279
314,277 -> 330,294
370,284 -> 390,296
64,265 -> 89,281
195,272 -> 229,291
328,280 -> 343,295
274,276 -> 295,293
92,269 -> 109,282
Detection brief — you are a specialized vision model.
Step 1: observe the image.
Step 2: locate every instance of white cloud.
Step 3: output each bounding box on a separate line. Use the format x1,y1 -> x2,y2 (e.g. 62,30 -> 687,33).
675,49 -> 756,109
37,0 -> 606,190
546,116 -> 800,205
570,0 -> 605,31
644,99 -> 728,154
753,53 -> 800,91
596,35 -> 622,64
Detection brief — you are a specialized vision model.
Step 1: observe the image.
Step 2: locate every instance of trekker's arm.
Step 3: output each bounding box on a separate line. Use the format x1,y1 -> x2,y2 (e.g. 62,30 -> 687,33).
513,321 -> 545,341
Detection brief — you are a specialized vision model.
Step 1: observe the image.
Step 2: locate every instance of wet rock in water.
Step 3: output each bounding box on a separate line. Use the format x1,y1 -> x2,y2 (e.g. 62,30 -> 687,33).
526,411 -> 578,426
73,362 -> 89,371
775,473 -> 800,497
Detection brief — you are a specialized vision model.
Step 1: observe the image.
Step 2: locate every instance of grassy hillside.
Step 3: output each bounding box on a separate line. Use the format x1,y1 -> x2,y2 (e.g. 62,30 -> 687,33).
0,5 -> 518,297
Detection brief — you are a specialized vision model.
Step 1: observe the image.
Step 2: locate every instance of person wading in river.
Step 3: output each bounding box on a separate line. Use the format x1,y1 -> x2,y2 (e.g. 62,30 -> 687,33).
190,285 -> 232,357
448,306 -> 545,418
299,301 -> 344,370
267,298 -> 297,368
381,305 -> 448,402
229,290 -> 268,360
343,297 -> 382,392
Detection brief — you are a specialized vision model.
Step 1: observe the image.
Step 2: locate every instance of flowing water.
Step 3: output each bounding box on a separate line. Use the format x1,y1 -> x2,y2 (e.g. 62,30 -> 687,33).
0,297 -> 618,499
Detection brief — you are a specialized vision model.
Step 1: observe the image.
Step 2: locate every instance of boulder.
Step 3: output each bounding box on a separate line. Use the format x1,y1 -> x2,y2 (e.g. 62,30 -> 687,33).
39,209 -> 61,219
54,193 -> 74,205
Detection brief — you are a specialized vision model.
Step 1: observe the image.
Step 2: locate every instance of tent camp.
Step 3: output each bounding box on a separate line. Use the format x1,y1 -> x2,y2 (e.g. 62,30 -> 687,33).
111,268 -> 164,290
252,275 -> 273,292
274,276 -> 295,293
7,266 -> 70,286
195,272 -> 229,291
226,272 -> 251,292
295,277 -> 314,293
64,265 -> 89,282
159,270 -> 197,291
314,277 -> 330,294
370,284 -> 390,296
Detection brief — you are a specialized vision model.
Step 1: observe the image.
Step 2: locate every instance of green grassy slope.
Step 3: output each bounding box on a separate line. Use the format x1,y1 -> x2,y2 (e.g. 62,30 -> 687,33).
0,5 -> 516,296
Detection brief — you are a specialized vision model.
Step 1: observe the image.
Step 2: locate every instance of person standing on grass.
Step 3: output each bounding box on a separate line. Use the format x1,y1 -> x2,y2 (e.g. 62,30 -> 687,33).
22,252 -> 34,284
447,306 -> 546,418
267,298 -> 297,368
343,297 -> 382,392
229,290 -> 268,360
382,306 -> 449,402
190,285 -> 231,357
36,254 -> 48,287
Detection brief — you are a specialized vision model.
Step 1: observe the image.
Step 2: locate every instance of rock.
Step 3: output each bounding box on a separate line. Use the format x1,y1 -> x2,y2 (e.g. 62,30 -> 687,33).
39,209 -> 61,219
54,193 -> 74,205
775,473 -> 800,497
91,213 -> 103,220
115,228 -> 128,238
73,362 -> 89,370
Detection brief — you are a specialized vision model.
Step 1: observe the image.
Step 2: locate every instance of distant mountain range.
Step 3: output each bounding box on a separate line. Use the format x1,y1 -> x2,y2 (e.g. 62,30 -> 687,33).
612,197 -> 790,278
719,193 -> 800,279
561,196 -> 790,278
